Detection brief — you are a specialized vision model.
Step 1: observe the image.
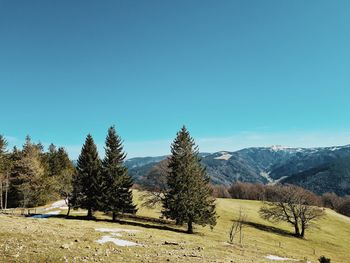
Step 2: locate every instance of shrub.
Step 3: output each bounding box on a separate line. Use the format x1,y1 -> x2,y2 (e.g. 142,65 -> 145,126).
318,255 -> 331,263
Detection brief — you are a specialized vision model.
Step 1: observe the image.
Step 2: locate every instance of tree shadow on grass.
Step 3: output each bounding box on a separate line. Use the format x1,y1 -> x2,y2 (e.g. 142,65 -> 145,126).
48,214 -> 189,234
242,220 -> 294,237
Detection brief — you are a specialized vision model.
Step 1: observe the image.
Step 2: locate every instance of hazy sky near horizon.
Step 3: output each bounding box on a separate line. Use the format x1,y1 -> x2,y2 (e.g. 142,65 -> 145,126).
1,1 -> 350,158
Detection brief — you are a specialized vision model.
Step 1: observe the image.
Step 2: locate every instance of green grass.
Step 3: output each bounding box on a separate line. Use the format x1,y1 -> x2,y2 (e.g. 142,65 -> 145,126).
0,191 -> 349,262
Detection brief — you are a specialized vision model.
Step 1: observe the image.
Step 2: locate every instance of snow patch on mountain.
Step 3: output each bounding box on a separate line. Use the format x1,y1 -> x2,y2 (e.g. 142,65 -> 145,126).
214,152 -> 232,160
270,145 -> 287,151
260,172 -> 273,183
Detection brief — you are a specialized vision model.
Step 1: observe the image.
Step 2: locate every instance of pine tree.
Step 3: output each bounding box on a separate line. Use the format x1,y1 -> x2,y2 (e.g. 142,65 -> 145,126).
162,126 -> 216,233
0,135 -> 8,209
101,126 -> 136,221
7,147 -> 21,208
74,134 -> 101,218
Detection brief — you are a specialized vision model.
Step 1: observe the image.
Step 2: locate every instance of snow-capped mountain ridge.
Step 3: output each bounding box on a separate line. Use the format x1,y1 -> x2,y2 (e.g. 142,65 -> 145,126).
126,144 -> 350,195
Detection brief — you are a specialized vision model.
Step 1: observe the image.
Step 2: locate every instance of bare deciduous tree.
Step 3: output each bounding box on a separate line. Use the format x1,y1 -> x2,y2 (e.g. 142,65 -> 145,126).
211,184 -> 231,198
259,184 -> 324,238
229,208 -> 247,245
321,192 -> 341,210
140,159 -> 169,208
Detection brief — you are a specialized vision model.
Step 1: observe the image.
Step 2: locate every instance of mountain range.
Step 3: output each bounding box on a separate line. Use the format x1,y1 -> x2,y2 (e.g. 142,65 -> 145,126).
125,145 -> 350,196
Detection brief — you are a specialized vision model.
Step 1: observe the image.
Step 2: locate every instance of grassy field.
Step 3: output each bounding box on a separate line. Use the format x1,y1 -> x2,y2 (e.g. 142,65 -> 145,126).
0,191 -> 349,263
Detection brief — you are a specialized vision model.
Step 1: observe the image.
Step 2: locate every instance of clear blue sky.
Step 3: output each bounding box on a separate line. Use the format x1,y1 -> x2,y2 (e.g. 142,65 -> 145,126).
1,0 -> 350,158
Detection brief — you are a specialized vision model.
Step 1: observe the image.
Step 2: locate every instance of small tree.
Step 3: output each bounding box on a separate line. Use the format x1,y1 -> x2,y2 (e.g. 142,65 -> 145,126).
337,196 -> 350,217
141,159 -> 169,208
259,185 -> 324,238
318,256 -> 331,263
43,145 -> 75,205
162,126 -> 216,233
55,148 -> 75,203
228,208 -> 247,245
321,193 -> 341,210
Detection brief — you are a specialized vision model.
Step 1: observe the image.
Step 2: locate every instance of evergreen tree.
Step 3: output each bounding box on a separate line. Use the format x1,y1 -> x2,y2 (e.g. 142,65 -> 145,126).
7,147 -> 21,208
45,144 -> 60,177
74,134 -> 101,218
55,147 -> 75,201
10,136 -> 48,207
5,137 -> 74,209
162,126 -> 216,233
43,145 -> 75,207
0,135 -> 8,209
101,126 -> 136,221
0,135 -> 7,156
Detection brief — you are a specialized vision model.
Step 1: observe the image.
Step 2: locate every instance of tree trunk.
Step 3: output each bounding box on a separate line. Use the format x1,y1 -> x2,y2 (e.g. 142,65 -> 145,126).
87,208 -> 93,218
66,206 -> 71,217
239,225 -> 243,245
300,224 -> 305,238
294,223 -> 300,237
112,211 -> 116,221
4,175 -> 8,209
187,220 -> 193,234
0,180 -> 3,210
23,193 -> 26,208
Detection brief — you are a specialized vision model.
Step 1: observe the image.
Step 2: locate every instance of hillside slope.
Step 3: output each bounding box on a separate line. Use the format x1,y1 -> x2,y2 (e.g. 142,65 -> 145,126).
281,157 -> 350,196
268,145 -> 350,180
0,192 -> 349,262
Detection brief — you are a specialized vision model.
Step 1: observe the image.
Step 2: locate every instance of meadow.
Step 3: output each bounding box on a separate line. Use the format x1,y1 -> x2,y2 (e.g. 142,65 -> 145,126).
0,191 -> 349,263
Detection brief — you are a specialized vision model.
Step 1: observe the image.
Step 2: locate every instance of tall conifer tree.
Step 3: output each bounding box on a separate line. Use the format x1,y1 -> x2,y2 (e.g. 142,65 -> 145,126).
0,135 -> 8,209
74,134 -> 101,218
101,126 -> 136,221
162,126 -> 216,233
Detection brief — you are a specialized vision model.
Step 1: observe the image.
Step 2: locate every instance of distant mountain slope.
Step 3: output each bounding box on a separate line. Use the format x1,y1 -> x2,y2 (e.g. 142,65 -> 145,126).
126,156 -> 167,183
236,146 -> 300,171
125,156 -> 167,169
281,157 -> 350,196
125,145 -> 350,196
126,146 -> 305,185
201,151 -> 266,185
126,153 -> 210,183
269,145 -> 350,180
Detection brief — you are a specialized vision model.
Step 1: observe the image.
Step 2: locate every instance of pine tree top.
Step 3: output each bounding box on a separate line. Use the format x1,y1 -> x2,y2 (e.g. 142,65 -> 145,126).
77,134 -> 100,171
0,135 -> 8,154
103,126 -> 126,167
170,126 -> 200,165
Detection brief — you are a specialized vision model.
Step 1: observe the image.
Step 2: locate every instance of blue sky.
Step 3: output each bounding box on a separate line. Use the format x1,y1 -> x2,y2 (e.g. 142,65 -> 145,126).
1,0 -> 350,158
